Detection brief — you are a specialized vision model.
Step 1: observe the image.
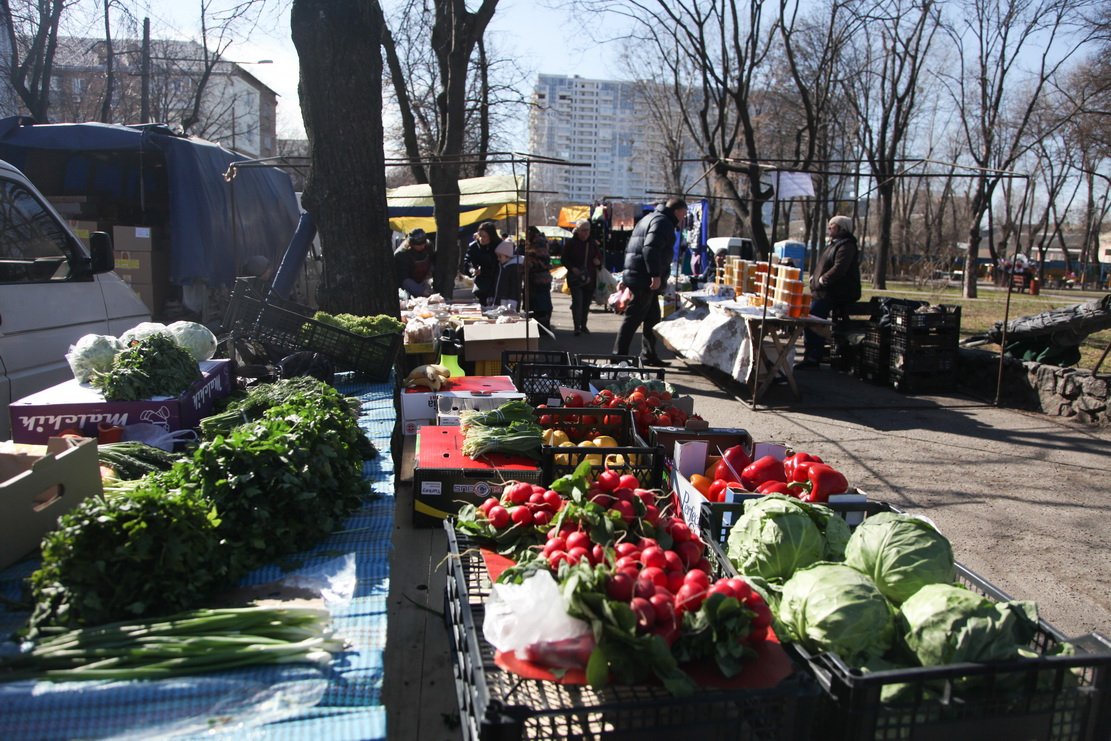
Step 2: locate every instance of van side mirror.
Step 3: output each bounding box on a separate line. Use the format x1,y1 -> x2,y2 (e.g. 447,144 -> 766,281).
88,231 -> 114,274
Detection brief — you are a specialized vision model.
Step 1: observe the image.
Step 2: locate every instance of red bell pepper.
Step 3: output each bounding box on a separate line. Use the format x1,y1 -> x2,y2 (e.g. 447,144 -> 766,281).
755,480 -> 794,497
801,463 -> 849,503
707,479 -> 742,503
740,455 -> 786,491
713,444 -> 753,483
783,452 -> 824,483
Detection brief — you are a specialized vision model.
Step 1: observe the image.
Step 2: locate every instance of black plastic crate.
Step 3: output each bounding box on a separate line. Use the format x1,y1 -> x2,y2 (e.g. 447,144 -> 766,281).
889,347 -> 958,375
223,280 -> 401,380
890,328 -> 959,352
443,525 -> 819,740
572,353 -> 642,368
889,303 -> 961,333
585,366 -> 667,391
701,500 -> 1111,741
890,369 -> 958,394
859,341 -> 890,384
501,350 -> 570,378
864,325 -> 889,346
537,406 -> 639,447
514,362 -> 592,406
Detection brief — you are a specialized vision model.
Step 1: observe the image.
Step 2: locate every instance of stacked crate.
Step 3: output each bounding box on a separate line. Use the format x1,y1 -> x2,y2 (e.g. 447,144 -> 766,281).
857,324 -> 890,384
887,304 -> 961,393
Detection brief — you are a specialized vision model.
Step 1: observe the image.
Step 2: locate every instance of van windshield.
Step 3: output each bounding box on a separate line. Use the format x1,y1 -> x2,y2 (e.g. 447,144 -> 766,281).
0,178 -> 73,283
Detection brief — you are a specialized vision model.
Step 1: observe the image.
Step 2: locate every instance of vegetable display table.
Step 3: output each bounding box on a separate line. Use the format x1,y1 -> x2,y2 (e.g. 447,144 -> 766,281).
0,377 -> 397,740
655,292 -> 831,403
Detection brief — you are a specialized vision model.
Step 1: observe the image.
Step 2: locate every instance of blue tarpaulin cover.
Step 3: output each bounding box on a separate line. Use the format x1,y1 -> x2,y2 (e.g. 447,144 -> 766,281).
0,117 -> 300,289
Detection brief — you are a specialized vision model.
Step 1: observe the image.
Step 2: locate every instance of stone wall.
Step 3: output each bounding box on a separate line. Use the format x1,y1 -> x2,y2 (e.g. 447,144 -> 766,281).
958,348 -> 1110,426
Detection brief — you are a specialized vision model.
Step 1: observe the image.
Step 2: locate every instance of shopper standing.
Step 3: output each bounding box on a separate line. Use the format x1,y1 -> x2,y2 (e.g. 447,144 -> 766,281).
525,226 -> 554,332
562,219 -> 602,335
463,221 -> 501,305
797,215 -> 862,369
613,197 -> 687,365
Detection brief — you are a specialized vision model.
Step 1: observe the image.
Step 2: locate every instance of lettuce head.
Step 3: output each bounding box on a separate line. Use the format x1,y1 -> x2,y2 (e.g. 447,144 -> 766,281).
844,512 -> 955,605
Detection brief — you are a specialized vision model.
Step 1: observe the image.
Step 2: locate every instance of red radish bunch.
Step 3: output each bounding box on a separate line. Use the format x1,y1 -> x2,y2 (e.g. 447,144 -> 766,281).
477,481 -> 563,530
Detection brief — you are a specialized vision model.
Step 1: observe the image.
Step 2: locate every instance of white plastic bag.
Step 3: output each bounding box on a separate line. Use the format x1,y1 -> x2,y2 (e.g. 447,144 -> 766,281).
482,571 -> 591,654
123,423 -> 198,451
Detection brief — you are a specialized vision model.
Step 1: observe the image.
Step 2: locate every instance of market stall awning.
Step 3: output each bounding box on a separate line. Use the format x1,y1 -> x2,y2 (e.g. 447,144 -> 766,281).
387,174 -> 526,233
557,205 -> 591,229
537,225 -> 573,239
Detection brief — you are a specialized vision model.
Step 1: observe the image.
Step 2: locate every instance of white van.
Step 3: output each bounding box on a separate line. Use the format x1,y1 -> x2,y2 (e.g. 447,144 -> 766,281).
0,159 -> 149,439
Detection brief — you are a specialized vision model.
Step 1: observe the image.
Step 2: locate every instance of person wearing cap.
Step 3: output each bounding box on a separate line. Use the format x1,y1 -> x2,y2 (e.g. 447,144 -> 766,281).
563,219 -> 603,335
490,238 -> 523,310
613,197 -> 687,366
394,228 -> 435,298
797,214 -> 861,369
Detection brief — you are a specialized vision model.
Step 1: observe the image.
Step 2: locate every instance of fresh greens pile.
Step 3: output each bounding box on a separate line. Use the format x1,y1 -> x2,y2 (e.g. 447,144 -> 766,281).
461,399 -> 542,459
200,375 -> 368,446
28,481 -> 222,632
312,311 -> 403,337
25,378 -> 376,635
189,403 -> 371,580
2,606 -> 344,682
97,441 -> 181,480
92,334 -> 201,401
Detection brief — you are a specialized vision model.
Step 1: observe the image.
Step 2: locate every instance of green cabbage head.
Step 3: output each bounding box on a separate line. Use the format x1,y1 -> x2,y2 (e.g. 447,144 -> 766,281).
899,583 -> 1039,667
844,512 -> 955,605
778,562 -> 894,665
726,496 -> 823,582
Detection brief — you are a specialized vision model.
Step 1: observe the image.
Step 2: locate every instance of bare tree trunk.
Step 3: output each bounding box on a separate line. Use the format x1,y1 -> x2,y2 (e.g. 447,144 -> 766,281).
99,2 -> 114,123
292,0 -> 394,317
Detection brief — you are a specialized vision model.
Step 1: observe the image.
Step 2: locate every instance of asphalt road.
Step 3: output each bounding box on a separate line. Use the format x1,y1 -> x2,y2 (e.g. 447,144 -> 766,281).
544,290 -> 1111,638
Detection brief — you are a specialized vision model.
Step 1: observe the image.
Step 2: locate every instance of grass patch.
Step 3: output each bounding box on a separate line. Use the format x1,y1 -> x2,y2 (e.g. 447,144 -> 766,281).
861,282 -> 1111,371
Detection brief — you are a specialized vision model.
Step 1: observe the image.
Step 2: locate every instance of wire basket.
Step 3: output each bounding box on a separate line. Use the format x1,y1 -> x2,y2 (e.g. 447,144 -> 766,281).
223,279 -> 401,380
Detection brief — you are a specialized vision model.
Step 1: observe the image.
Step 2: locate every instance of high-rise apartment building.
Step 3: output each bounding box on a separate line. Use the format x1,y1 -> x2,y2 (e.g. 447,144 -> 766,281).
528,75 -> 663,207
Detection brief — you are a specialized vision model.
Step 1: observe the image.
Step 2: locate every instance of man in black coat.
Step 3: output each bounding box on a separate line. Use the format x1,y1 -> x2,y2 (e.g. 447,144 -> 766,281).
613,197 -> 687,365
797,215 -> 862,369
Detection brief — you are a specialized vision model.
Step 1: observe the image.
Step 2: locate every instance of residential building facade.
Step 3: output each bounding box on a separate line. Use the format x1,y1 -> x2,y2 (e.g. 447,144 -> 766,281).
527,74 -> 667,209
48,38 -> 278,159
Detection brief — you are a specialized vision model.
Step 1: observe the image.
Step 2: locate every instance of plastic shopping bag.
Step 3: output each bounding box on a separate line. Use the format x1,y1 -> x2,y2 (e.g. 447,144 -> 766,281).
607,284 -> 634,314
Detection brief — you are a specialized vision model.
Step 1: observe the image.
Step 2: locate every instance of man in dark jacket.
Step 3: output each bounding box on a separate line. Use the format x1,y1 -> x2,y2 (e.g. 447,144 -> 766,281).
797,215 -> 862,368
613,197 -> 687,365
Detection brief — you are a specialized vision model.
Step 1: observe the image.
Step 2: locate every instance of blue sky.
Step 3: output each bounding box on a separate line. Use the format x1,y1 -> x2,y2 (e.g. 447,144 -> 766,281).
139,0 -> 622,141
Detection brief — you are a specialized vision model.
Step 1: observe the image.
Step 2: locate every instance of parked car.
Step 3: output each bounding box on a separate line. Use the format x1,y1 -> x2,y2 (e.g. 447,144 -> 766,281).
0,159 -> 149,440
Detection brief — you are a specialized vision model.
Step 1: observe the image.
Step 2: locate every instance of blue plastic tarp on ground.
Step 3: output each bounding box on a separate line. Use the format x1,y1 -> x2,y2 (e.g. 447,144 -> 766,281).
0,117 -> 300,289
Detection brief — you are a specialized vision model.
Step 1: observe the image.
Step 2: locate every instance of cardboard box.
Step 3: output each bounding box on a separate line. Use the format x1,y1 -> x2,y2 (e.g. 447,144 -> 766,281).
674,440 -> 868,536
673,440 -> 788,535
126,282 -> 163,314
412,426 -> 540,526
0,437 -> 103,570
113,249 -> 170,286
463,320 -> 541,361
112,225 -> 156,252
399,375 -> 518,435
10,360 -> 233,444
67,220 -> 100,248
